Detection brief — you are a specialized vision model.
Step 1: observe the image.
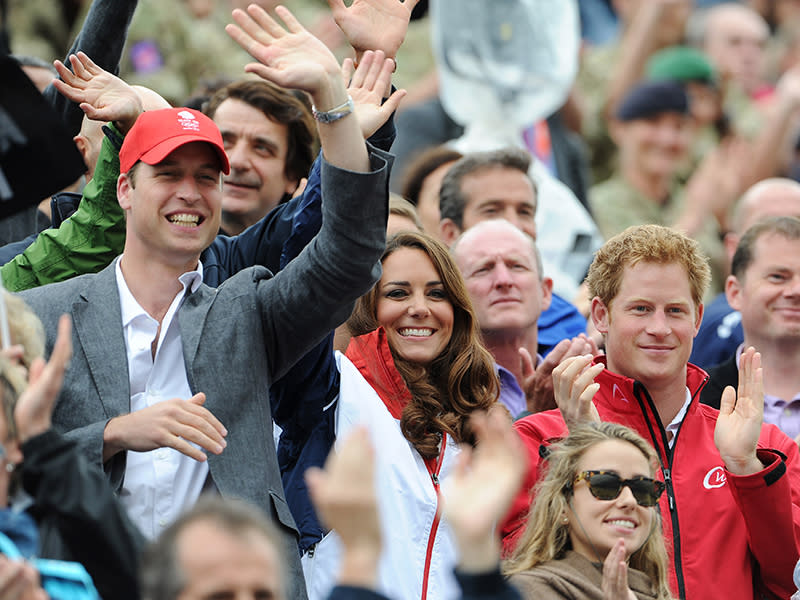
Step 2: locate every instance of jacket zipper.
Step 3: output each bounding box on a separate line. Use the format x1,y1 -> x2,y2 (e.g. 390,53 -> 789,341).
633,382 -> 686,600
421,433 -> 447,600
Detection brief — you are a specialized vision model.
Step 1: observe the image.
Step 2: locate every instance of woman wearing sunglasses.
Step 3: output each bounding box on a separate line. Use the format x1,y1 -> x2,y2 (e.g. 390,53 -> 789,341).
504,422 -> 673,600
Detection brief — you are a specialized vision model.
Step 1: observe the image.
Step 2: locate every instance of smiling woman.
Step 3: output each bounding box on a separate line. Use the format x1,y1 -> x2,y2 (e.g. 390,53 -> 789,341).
504,422 -> 674,600
348,232 -> 499,458
302,232 -> 501,600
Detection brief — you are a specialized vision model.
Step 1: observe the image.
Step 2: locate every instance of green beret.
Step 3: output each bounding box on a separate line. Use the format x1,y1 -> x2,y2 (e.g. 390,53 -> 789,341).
646,46 -> 717,87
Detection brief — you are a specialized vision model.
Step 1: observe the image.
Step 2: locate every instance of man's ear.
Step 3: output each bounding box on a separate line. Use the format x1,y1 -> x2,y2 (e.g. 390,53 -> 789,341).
694,302 -> 704,337
540,276 -> 553,312
117,174 -> 133,210
439,218 -> 462,247
73,134 -> 90,172
607,118 -> 625,147
725,274 -> 743,311
723,231 -> 740,265
590,296 -> 610,334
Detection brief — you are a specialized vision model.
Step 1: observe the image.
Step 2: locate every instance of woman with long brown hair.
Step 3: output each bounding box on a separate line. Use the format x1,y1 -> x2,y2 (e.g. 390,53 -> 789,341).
302,231 -> 500,600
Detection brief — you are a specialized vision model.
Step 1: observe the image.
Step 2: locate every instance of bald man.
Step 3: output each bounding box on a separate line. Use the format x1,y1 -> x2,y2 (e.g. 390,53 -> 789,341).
691,178 -> 800,368
0,85 -> 171,270
703,3 -> 770,97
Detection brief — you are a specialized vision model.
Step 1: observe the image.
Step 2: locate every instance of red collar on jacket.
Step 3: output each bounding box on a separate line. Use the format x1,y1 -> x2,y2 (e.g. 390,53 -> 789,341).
590,355 -> 709,411
345,328 -> 411,419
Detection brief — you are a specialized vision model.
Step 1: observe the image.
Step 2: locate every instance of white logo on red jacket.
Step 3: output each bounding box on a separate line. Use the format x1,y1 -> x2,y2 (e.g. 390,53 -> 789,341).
703,466 -> 727,489
612,383 -> 629,403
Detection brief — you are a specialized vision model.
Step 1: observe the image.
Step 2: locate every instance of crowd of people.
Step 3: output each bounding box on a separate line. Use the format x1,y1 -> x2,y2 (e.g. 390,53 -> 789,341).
2,0 -> 800,598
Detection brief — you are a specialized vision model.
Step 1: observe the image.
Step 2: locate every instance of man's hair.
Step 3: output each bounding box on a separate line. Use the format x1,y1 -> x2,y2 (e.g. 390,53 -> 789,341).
451,218 -> 544,280
585,224 -> 710,311
731,216 -> 800,279
389,193 -> 423,231
205,79 -> 315,186
140,496 -> 285,600
400,145 -> 463,206
439,147 -> 535,229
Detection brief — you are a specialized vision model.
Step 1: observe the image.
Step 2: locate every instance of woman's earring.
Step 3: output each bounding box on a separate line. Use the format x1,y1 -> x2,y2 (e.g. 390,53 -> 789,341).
5,463 -> 15,473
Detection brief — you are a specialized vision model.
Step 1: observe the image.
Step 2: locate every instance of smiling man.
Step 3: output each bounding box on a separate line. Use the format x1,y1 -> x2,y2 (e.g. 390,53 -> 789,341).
20,8 -> 392,598
503,224 -> 800,600
204,79 -> 314,236
701,217 -> 800,441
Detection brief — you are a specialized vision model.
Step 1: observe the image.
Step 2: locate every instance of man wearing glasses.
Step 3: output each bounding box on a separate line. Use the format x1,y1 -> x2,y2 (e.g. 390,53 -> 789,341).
503,224 -> 800,600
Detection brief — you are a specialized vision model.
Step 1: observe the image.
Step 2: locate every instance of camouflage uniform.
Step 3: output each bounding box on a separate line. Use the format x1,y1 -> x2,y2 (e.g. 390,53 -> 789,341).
575,42 -> 620,185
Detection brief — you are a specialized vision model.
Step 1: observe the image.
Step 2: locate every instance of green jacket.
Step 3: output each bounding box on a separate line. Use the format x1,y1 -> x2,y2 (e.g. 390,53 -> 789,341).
2,129 -> 124,292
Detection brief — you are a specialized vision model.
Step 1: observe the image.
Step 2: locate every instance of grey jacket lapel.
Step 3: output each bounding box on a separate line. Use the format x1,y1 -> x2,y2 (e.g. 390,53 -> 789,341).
178,284 -> 215,390
73,264 -> 130,419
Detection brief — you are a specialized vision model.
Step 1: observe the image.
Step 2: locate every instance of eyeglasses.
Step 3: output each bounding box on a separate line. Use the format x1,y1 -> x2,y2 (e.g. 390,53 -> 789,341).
573,470 -> 665,507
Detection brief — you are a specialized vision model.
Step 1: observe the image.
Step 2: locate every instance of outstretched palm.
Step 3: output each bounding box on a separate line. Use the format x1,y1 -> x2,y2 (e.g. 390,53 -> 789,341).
714,347 -> 764,475
327,0 -> 420,58
227,5 -> 341,95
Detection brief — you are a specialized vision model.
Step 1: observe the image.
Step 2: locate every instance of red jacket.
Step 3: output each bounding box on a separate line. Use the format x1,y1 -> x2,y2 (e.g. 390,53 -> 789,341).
503,357 -> 800,600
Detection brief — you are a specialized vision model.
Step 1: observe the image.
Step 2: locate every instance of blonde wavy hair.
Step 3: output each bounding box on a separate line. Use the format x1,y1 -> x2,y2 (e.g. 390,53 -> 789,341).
503,422 -> 673,600
3,292 -> 44,394
585,224 -> 710,314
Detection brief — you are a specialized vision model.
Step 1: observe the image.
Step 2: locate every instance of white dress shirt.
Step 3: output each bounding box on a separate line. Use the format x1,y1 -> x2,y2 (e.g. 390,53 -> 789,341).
665,388 -> 692,448
115,258 -> 209,539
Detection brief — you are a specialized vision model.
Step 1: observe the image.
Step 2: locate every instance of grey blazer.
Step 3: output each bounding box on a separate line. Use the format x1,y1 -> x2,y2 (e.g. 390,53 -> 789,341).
20,148 -> 392,599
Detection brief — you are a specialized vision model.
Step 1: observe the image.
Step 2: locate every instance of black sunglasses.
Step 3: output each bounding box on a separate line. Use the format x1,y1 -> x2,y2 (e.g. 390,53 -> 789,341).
573,470 -> 665,507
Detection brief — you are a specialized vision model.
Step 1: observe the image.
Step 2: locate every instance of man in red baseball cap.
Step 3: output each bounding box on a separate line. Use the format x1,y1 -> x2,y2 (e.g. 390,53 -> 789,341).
118,107 -> 231,175
19,8 -> 392,598
116,107 -> 231,274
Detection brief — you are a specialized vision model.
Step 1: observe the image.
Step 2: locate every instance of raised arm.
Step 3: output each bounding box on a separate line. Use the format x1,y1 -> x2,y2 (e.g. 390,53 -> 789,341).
713,347 -> 800,598
1,53 -> 145,292
227,5 -> 368,173
15,315 -> 146,600
43,0 -> 139,136
326,0 -> 420,66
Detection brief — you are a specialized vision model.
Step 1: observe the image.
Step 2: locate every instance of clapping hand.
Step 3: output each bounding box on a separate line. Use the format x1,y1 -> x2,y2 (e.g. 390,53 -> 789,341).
441,410 -> 527,573
552,354 -> 603,430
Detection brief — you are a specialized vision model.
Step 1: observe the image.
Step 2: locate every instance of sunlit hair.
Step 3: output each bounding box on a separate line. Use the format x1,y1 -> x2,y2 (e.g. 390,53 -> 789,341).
348,232 -> 499,458
0,362 -> 18,444
585,224 -> 710,313
503,422 -> 672,600
0,358 -> 25,496
400,145 -> 463,207
389,194 -> 423,232
731,216 -> 800,279
4,292 -> 44,393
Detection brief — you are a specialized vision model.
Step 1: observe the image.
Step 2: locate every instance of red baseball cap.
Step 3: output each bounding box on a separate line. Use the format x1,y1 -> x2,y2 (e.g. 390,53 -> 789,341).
119,107 -> 230,175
